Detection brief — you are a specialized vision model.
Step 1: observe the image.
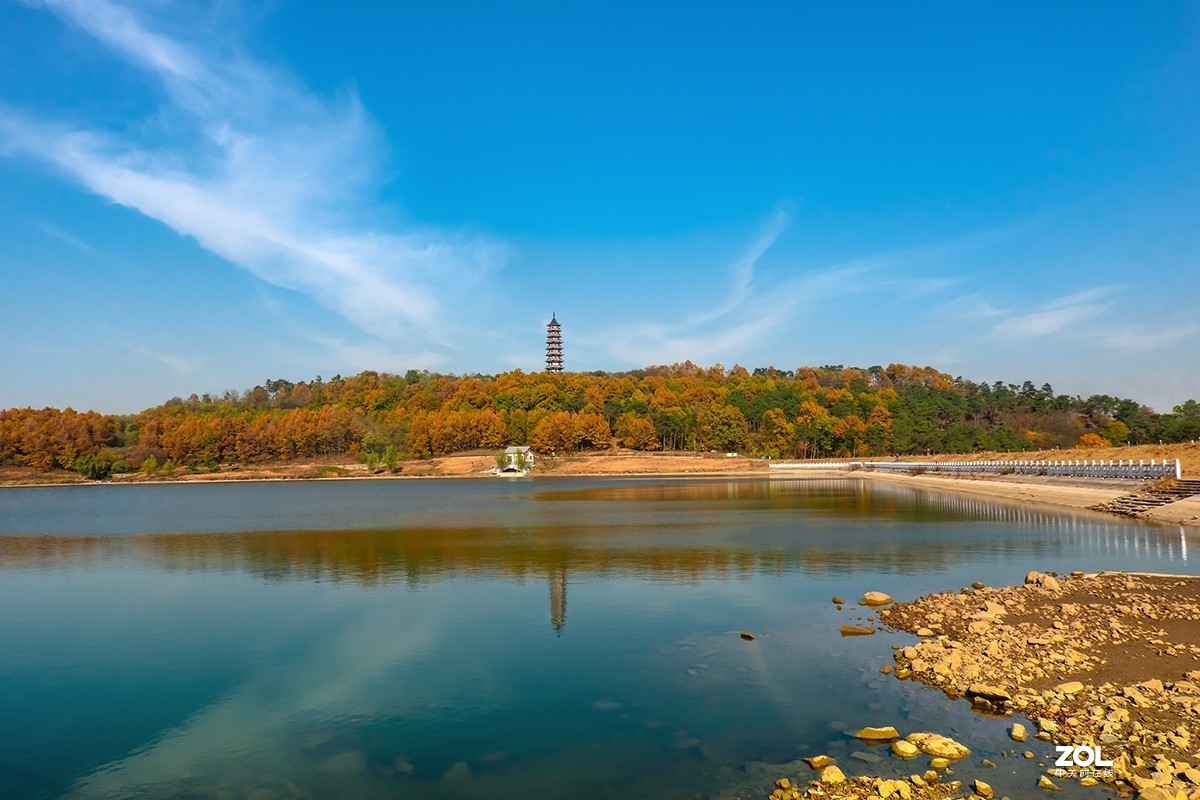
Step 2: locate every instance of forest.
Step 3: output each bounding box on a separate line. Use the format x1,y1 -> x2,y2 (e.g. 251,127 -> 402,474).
2,363 -> 1199,479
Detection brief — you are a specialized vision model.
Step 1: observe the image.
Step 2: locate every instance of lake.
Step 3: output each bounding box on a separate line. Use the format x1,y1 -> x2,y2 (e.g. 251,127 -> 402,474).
0,476 -> 1195,799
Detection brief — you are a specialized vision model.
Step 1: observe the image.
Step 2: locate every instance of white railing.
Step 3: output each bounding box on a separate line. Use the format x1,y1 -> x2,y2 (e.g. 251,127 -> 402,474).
769,458 -> 1182,480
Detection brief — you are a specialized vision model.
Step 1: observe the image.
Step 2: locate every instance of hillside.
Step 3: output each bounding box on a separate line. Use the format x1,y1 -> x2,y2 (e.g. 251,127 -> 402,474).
1,363 -> 1197,479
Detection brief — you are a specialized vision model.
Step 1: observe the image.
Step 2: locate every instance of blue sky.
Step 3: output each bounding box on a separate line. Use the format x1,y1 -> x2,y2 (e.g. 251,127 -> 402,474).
2,1 -> 1198,414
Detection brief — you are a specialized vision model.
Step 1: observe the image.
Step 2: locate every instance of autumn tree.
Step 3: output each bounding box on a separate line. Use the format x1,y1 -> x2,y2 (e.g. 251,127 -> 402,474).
758,408 -> 794,458
615,414 -> 659,450
696,405 -> 748,452
532,412 -> 575,453
572,413 -> 613,450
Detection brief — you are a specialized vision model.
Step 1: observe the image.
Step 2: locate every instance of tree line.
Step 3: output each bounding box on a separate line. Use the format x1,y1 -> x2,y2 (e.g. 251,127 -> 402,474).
2,363 -> 1198,478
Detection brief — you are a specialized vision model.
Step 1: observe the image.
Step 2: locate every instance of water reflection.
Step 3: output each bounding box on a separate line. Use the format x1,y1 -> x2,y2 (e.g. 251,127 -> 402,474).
1,478 -> 1197,800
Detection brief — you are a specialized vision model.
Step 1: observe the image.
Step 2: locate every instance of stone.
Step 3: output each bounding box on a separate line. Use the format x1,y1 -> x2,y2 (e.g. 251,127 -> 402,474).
840,624 -> 876,636
906,732 -> 971,760
856,726 -> 900,741
804,755 -> 834,769
877,779 -> 912,799
971,581 -> 986,589
973,779 -> 994,798
861,591 -> 894,606
832,596 -> 847,604
1135,788 -> 1175,800
929,757 -> 950,770
916,627 -> 935,637
775,778 -> 791,790
891,740 -> 920,758
1037,775 -> 1062,791
1010,723 -> 1028,742
968,620 -> 991,634
739,631 -> 755,641
966,684 -> 1012,703
817,765 -> 845,784
1054,681 -> 1085,695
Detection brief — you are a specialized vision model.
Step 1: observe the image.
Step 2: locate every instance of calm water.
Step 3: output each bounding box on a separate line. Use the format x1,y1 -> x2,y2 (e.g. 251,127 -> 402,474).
1,476 -> 1196,800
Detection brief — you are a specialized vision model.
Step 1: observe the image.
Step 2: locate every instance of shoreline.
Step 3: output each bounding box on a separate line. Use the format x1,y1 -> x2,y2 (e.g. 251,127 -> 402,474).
771,571 -> 1200,800
2,461 -> 1198,528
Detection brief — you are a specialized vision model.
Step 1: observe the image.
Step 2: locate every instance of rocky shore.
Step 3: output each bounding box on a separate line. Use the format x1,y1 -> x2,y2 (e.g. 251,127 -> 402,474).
770,573 -> 1200,800
881,572 -> 1200,798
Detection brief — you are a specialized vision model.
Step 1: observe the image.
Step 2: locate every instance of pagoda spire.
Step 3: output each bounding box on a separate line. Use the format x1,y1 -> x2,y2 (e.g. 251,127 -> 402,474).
545,313 -> 563,373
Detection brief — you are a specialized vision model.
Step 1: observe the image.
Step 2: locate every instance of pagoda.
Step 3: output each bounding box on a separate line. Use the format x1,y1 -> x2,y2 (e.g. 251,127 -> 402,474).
545,314 -> 563,373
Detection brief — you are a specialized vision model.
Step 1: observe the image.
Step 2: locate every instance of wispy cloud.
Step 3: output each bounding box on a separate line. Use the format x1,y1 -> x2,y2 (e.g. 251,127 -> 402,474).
601,216 -> 994,367
603,214 -> 877,366
1102,320 -> 1200,352
122,342 -> 201,376
683,207 -> 789,327
2,0 -> 502,341
29,217 -> 99,255
990,286 -> 1116,340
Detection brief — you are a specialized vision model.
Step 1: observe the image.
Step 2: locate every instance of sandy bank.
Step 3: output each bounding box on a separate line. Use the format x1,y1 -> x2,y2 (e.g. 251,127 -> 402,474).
779,469 -> 1200,529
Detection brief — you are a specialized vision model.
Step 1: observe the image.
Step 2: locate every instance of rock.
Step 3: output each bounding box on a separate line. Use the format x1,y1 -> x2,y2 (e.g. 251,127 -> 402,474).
891,740 -> 919,758
906,733 -> 971,760
971,581 -> 986,590
877,779 -> 912,798
967,620 -> 991,634
441,761 -> 472,783
832,596 -> 847,605
840,624 -> 876,636
973,779 -> 994,798
774,778 -> 791,790
1010,723 -> 1028,742
861,591 -> 894,606
1135,788 -> 1175,800
804,755 -> 835,769
849,750 -> 882,764
929,757 -> 950,770
1024,571 -> 1060,590
966,684 -> 1012,703
916,627 -> 935,637
817,764 -> 845,784
739,631 -> 755,641
1037,775 -> 1061,791
1054,681 -> 1085,695
855,726 -> 900,741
